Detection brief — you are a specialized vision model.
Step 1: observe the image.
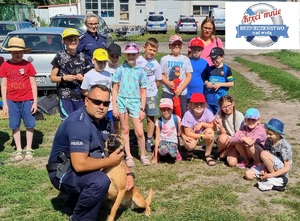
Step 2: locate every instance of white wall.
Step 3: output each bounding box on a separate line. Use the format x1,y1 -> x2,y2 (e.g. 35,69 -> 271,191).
35,5 -> 78,25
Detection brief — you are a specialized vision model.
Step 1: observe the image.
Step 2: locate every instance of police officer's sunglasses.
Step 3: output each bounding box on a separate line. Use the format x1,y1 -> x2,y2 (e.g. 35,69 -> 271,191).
87,97 -> 111,107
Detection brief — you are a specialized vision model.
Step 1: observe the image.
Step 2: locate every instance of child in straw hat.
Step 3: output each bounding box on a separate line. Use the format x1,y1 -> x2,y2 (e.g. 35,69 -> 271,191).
0,37 -> 37,161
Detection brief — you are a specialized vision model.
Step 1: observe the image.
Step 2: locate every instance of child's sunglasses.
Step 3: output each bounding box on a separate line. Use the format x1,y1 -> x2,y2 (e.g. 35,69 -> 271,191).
125,44 -> 138,50
87,97 -> 111,107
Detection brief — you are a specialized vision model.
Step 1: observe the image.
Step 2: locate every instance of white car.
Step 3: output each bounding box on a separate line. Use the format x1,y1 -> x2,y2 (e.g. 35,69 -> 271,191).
209,8 -> 225,34
144,12 -> 168,34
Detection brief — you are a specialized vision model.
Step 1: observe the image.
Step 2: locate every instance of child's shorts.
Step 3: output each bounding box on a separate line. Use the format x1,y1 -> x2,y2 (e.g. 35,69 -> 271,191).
206,103 -> 219,115
146,95 -> 159,117
106,110 -> 113,122
60,98 -> 84,120
251,155 -> 285,177
159,140 -> 178,158
7,100 -> 36,130
117,96 -> 140,118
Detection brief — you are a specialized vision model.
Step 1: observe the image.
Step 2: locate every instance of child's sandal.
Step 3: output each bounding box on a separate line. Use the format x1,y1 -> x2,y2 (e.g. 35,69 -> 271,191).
205,155 -> 216,166
126,156 -> 135,168
24,149 -> 34,161
14,150 -> 23,161
140,156 -> 151,166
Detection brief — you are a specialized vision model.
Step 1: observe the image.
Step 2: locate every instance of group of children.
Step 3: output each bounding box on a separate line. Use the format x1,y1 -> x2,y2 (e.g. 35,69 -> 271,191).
0,28 -> 292,185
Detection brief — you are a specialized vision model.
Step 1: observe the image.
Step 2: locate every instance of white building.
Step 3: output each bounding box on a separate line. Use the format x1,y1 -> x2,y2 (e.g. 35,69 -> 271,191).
79,0 -> 226,27
78,0 -> 288,27
35,0 -> 290,27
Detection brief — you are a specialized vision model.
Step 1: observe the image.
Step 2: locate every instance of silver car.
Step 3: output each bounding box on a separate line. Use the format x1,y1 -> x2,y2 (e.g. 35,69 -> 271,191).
175,16 -> 198,34
144,12 -> 168,34
0,21 -> 34,43
0,27 -> 65,92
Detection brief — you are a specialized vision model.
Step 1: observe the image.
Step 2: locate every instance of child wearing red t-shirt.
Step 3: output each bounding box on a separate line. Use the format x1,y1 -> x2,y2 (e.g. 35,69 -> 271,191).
0,37 -> 38,161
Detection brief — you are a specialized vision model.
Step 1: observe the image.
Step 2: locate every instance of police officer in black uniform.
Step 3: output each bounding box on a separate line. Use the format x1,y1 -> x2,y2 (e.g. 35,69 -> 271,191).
47,85 -> 135,221
77,12 -> 107,67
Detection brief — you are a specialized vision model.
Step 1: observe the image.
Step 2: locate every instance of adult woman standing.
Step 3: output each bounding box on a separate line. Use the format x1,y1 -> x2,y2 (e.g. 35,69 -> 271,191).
188,17 -> 223,66
77,12 -> 107,67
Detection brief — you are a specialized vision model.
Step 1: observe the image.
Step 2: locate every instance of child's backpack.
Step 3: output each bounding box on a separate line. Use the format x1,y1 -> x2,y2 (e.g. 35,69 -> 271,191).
37,95 -> 59,115
158,114 -> 179,135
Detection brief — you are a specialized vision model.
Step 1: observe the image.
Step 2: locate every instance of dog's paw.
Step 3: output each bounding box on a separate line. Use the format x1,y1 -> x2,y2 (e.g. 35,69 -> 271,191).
145,206 -> 151,217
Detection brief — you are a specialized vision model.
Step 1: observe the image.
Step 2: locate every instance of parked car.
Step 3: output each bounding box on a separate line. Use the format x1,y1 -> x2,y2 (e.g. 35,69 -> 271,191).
144,12 -> 168,34
175,15 -> 198,34
0,21 -> 34,43
0,27 -> 65,93
49,14 -> 114,46
209,8 -> 225,34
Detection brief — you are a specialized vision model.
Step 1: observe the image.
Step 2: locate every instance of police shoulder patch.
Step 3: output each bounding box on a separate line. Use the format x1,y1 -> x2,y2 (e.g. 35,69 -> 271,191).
79,34 -> 86,40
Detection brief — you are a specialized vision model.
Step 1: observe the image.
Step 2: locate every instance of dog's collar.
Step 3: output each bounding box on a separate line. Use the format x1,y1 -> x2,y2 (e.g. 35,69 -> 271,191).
126,172 -> 135,179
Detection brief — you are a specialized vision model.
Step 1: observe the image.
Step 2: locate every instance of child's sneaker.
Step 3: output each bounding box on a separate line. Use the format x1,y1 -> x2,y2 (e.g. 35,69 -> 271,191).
146,138 -> 153,152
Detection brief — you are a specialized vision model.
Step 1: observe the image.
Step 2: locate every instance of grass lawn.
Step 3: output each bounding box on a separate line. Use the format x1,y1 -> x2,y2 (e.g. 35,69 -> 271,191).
0,50 -> 299,220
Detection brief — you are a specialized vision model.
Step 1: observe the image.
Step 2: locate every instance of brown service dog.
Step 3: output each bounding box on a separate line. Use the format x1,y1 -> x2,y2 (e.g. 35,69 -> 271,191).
104,134 -> 153,221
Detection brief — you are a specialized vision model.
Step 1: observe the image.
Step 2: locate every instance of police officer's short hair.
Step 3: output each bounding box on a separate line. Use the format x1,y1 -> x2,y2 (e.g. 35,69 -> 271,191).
88,84 -> 111,94
84,12 -> 99,25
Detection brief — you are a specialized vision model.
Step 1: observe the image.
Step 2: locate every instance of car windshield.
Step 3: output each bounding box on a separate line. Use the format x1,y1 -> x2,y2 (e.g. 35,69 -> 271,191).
0,24 -> 16,35
51,18 -> 85,32
50,17 -> 109,35
148,16 -> 164,22
181,18 -> 195,23
0,34 -> 64,53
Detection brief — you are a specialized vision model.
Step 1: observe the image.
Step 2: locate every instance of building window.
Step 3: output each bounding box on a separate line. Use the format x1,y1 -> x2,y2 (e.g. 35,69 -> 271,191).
101,0 -> 114,17
136,0 -> 146,6
85,0 -> 114,17
193,5 -> 218,16
85,0 -> 99,14
120,0 -> 129,20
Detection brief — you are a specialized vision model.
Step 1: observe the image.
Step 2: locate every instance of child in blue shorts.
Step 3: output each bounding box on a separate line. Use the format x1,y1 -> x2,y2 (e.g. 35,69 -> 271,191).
0,37 -> 38,161
112,43 -> 150,167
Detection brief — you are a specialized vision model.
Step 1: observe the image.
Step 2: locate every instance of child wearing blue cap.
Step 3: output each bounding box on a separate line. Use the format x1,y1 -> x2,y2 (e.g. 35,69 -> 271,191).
244,118 -> 292,180
230,108 -> 267,168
